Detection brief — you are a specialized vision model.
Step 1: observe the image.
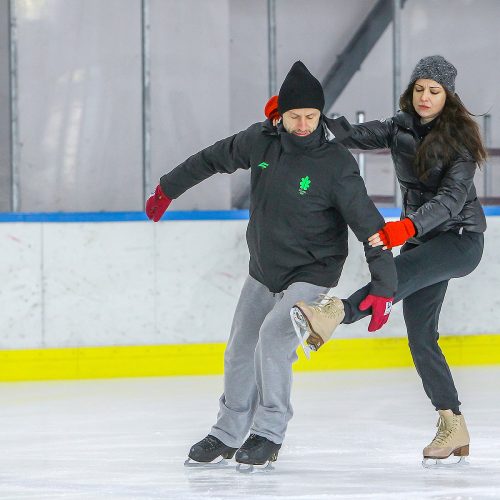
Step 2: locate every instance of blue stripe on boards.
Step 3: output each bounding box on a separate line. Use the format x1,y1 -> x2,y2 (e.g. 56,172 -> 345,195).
0,206 -> 498,223
0,210 -> 250,223
483,206 -> 500,216
379,206 -> 500,217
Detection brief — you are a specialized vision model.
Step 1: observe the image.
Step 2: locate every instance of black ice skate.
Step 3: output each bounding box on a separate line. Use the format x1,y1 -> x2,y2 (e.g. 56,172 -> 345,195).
184,434 -> 237,467
235,434 -> 281,472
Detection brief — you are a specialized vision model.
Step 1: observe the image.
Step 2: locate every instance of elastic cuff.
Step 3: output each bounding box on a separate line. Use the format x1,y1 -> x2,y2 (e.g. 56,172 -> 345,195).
403,217 -> 417,237
406,215 -> 420,236
368,284 -> 395,298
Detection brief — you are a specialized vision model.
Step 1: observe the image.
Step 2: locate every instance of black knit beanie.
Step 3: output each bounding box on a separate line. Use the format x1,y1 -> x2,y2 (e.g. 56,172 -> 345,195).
278,61 -> 325,114
409,55 -> 457,93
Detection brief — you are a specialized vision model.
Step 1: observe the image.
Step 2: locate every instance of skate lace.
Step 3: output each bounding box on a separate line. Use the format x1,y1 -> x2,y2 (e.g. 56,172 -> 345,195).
241,434 -> 266,450
311,294 -> 343,318
429,416 -> 458,446
203,435 -> 222,451
248,434 -> 265,444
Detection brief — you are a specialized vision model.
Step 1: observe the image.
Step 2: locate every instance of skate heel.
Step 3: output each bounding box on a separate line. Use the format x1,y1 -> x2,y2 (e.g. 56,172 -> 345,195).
222,449 -> 236,459
453,444 -> 469,456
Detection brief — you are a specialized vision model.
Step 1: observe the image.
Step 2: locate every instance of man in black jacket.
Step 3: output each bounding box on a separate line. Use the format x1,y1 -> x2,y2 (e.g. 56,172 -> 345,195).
146,61 -> 397,469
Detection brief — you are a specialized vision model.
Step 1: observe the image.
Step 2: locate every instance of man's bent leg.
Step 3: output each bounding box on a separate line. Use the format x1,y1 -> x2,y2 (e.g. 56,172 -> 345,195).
210,275 -> 275,448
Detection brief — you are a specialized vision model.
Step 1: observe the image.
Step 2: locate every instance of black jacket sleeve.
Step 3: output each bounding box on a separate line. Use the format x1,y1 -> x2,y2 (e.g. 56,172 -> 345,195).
325,117 -> 393,150
159,123 -> 260,199
407,158 -> 477,236
331,147 -> 397,297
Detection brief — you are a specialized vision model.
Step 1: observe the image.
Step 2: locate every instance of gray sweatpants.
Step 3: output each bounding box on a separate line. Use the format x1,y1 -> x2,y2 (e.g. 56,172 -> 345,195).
210,275 -> 329,447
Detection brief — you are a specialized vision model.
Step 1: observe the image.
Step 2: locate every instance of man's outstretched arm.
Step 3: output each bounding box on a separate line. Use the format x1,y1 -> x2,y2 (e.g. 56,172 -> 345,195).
145,123 -> 260,221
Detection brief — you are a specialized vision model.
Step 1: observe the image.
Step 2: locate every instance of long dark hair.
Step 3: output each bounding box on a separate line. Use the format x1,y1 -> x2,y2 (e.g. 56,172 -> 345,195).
399,82 -> 488,178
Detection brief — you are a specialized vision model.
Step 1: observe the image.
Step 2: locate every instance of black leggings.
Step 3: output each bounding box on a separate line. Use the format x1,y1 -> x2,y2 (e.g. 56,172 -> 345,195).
342,230 -> 484,410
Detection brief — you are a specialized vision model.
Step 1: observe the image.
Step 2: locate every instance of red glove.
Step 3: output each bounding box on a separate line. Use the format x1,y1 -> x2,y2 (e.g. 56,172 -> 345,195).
145,184 -> 172,222
264,95 -> 280,122
379,218 -> 416,249
359,294 -> 394,332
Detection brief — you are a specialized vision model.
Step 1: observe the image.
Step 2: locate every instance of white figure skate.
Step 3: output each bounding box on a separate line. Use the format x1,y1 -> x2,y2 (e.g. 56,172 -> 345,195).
422,410 -> 470,469
290,295 -> 345,358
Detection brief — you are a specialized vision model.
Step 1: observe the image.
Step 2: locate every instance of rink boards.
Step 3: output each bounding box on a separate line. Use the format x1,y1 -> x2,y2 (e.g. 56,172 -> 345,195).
0,209 -> 499,381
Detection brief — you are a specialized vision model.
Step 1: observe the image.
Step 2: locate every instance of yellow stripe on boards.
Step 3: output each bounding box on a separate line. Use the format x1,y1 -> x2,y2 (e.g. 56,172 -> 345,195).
0,344 -> 226,382
1,335 -> 500,382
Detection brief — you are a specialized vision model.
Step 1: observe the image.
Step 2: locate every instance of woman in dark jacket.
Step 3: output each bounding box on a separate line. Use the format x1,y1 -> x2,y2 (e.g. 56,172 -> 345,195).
266,55 -> 487,466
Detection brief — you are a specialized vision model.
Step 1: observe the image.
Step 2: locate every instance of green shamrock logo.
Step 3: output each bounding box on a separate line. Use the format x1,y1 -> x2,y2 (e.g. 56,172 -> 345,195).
299,176 -> 311,195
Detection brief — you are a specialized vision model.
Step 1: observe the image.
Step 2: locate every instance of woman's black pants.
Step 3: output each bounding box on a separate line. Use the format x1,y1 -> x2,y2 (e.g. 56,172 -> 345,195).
342,230 -> 484,411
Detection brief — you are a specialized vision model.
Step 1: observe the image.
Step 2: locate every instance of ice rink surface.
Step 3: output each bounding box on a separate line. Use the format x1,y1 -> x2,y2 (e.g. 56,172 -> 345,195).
1,366 -> 500,499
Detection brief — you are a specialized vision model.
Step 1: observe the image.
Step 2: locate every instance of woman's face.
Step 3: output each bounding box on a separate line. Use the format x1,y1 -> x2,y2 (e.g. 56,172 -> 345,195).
412,79 -> 447,123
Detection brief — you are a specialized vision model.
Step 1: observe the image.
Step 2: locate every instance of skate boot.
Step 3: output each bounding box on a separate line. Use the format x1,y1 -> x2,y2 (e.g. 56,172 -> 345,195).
290,295 -> 345,358
422,410 -> 470,468
235,434 -> 281,472
184,434 -> 237,467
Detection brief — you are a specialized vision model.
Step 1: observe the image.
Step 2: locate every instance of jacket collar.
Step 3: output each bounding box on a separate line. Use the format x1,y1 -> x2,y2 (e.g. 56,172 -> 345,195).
322,115 -> 354,142
393,110 -> 416,130
261,118 -> 278,136
276,119 -> 326,153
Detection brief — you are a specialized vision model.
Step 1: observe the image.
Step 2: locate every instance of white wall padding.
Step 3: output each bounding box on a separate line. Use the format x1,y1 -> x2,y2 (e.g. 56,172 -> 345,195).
0,217 -> 498,349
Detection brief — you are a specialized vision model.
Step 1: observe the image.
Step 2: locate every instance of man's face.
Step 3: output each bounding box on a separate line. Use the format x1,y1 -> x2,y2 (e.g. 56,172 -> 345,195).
282,108 -> 321,136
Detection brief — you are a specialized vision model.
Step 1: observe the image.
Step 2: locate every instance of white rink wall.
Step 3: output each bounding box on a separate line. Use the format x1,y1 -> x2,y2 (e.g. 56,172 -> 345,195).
0,216 -> 499,350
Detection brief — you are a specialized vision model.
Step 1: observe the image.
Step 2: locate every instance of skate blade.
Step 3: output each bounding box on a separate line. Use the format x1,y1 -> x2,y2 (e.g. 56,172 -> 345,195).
422,455 -> 469,469
236,461 -> 275,473
290,306 -> 313,359
184,456 -> 232,468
